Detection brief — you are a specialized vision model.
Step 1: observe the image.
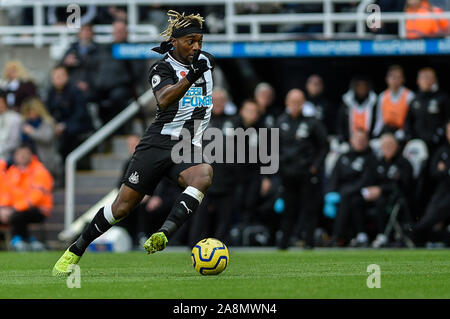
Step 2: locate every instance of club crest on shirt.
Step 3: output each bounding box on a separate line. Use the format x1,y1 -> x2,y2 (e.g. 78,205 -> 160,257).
128,171 -> 139,184
151,75 -> 161,88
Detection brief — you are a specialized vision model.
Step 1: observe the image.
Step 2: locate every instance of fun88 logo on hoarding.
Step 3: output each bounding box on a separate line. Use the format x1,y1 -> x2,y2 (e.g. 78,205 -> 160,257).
181,87 -> 212,108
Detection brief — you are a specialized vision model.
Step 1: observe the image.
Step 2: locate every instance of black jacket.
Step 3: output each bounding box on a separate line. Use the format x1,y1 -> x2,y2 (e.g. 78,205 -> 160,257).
46,82 -> 92,135
327,147 -> 376,198
372,153 -> 414,199
203,113 -> 238,195
430,143 -> 450,190
405,90 -> 450,148
276,112 -> 329,180
61,41 -> 101,88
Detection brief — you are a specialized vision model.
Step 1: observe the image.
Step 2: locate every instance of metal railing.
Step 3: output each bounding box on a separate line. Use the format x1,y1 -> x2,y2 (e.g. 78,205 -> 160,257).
64,88 -> 155,232
1,0 -> 450,47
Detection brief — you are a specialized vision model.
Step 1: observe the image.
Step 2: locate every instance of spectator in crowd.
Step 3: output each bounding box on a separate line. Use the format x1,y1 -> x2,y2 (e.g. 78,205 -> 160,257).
405,0 -> 449,39
212,87 -> 237,116
46,65 -> 92,160
373,65 -> 415,140
21,97 -> 62,183
0,90 -> 22,161
276,89 -> 329,249
187,91 -> 238,247
92,20 -> 143,125
60,23 -> 101,103
326,129 -> 377,247
231,100 -> 262,227
405,67 -> 450,155
337,76 -> 378,143
411,119 -> 450,246
305,74 -> 336,134
254,82 -> 279,129
364,133 -> 414,248
0,144 -> 53,251
0,60 -> 38,111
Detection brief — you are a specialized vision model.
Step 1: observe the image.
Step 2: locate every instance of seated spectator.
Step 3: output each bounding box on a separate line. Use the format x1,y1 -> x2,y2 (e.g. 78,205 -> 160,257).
0,90 -> 22,161
21,97 -> 62,183
0,144 -> 54,251
411,119 -> 450,246
405,67 -> 450,155
0,60 -> 38,111
373,65 -> 415,140
405,0 -> 449,39
305,74 -> 336,134
92,20 -> 143,125
337,76 -> 378,143
364,133 -> 414,248
60,23 -> 101,103
325,130 -> 377,247
46,65 -> 92,160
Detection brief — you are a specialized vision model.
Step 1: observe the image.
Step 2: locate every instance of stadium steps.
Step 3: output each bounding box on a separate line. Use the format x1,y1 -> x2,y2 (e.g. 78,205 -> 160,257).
32,136 -> 130,250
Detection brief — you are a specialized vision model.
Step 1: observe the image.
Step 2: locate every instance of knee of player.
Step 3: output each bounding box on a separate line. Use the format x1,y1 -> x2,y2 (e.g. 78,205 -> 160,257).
186,164 -> 213,191
111,201 -> 133,220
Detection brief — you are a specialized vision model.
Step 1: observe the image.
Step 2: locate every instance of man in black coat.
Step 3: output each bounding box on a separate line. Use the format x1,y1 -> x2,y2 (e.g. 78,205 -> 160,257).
411,120 -> 450,246
364,133 -> 413,248
326,129 -> 376,247
46,65 -> 92,160
276,89 -> 329,249
405,67 -> 450,155
61,23 -> 101,103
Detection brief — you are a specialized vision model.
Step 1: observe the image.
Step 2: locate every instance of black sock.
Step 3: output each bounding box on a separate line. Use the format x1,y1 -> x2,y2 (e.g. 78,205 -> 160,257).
159,191 -> 202,239
69,207 -> 113,256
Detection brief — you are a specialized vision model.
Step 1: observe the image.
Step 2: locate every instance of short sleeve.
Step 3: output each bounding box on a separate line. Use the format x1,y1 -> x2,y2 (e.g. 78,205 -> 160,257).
149,61 -> 175,93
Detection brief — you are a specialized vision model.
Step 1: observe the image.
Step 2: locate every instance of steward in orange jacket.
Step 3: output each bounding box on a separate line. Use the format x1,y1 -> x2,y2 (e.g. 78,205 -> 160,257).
0,150 -> 54,216
0,160 -> 7,206
405,0 -> 449,39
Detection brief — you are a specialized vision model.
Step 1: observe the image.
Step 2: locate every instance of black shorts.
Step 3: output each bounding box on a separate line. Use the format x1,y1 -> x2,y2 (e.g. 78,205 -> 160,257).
121,144 -> 207,195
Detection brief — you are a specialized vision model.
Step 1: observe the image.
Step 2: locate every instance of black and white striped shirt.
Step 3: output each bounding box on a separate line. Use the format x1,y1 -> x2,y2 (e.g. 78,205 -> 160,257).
142,52 -> 214,150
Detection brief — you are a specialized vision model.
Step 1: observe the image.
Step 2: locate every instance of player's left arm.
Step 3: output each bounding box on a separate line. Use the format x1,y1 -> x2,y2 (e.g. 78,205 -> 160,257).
153,51 -> 214,110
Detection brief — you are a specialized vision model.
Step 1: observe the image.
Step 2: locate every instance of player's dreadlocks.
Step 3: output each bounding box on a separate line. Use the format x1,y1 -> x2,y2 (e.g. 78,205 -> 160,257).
152,10 -> 205,54
160,10 -> 204,39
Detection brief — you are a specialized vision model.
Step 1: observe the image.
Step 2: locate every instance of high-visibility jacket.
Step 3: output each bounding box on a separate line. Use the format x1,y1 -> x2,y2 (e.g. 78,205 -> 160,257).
0,160 -> 8,206
406,1 -> 449,39
381,87 -> 412,128
0,156 -> 54,216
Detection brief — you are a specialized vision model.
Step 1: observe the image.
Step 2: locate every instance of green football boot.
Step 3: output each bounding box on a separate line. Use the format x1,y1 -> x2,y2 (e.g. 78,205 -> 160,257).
143,232 -> 168,254
52,248 -> 81,276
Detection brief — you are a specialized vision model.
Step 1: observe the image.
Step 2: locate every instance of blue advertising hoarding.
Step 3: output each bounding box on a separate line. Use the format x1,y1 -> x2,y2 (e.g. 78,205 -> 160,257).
112,38 -> 450,59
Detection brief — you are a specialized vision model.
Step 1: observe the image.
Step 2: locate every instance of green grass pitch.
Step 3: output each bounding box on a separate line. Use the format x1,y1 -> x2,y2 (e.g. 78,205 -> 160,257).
0,249 -> 449,299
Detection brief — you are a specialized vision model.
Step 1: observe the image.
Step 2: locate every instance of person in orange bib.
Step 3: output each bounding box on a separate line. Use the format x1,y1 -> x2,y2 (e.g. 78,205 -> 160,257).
0,144 -> 53,251
405,0 -> 449,39
337,76 -> 378,143
373,65 -> 415,140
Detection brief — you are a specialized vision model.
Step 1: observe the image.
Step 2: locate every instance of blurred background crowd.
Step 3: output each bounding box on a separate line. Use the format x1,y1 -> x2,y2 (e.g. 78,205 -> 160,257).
0,0 -> 449,251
